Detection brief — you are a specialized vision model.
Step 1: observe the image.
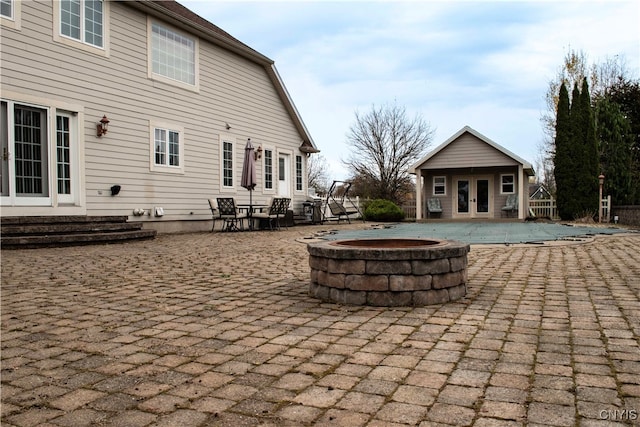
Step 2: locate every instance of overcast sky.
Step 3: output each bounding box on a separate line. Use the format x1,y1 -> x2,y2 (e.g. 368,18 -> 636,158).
182,0 -> 640,180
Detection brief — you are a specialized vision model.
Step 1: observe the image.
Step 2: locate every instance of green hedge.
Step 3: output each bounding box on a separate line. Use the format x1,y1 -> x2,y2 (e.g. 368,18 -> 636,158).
363,199 -> 405,222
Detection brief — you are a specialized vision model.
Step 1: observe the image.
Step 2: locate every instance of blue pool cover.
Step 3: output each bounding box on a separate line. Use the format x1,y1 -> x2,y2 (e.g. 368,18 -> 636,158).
322,222 -> 631,245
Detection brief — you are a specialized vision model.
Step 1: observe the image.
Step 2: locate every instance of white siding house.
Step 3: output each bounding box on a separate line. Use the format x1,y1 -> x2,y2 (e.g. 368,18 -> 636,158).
411,126 -> 535,220
0,0 -> 318,232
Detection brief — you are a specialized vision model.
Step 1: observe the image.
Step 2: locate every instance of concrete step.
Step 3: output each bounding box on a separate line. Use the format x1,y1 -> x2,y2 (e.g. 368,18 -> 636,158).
1,229 -> 157,249
1,221 -> 143,236
0,216 -> 156,248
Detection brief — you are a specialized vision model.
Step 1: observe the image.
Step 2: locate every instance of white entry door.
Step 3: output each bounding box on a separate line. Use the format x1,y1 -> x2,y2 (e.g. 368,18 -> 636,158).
454,176 -> 492,218
277,153 -> 290,198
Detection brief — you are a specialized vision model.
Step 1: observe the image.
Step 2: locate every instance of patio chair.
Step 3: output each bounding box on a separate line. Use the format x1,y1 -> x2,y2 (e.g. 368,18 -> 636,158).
501,193 -> 518,217
427,198 -> 442,219
216,197 -> 248,231
253,197 -> 290,230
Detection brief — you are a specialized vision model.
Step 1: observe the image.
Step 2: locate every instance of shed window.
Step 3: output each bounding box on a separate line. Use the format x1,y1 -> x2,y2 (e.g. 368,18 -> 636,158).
501,174 -> 515,194
433,176 -> 446,195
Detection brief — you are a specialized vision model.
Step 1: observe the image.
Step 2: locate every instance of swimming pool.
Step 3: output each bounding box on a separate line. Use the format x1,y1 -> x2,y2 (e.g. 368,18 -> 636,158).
322,222 -> 631,245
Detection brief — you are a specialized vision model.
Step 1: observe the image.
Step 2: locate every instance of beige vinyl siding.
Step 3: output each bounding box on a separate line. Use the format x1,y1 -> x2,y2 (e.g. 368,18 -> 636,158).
423,133 -> 519,170
2,2 -> 307,222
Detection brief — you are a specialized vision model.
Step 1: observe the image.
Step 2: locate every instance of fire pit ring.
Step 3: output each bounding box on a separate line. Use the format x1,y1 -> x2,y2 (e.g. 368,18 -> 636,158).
307,238 -> 469,306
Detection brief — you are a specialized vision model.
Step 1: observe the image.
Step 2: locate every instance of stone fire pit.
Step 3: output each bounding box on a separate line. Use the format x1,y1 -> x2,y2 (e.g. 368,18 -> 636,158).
307,238 -> 469,306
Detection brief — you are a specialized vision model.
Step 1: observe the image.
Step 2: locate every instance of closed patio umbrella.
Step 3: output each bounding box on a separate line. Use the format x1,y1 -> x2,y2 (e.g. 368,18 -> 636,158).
241,138 -> 257,214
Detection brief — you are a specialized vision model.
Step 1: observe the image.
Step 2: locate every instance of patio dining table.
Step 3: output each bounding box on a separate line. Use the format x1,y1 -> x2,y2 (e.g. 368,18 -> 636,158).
237,204 -> 268,230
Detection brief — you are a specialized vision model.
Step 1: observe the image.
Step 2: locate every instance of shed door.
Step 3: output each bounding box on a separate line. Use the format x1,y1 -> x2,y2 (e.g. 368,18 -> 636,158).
454,176 -> 492,218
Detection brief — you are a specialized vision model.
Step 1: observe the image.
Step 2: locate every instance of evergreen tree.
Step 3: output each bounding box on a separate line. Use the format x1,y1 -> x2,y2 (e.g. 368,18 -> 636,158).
596,98 -> 633,204
606,78 -> 640,203
554,83 -> 572,220
578,78 -> 599,214
564,82 -> 583,218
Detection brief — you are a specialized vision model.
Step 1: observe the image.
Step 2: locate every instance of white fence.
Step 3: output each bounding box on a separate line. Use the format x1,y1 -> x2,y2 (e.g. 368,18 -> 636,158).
601,195 -> 611,222
529,198 -> 559,219
401,202 -> 416,219
529,196 -> 611,222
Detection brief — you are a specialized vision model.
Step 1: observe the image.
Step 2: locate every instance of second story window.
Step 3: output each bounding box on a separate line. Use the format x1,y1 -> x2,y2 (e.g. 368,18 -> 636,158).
60,0 -> 103,48
1,0 -> 13,19
151,22 -> 196,86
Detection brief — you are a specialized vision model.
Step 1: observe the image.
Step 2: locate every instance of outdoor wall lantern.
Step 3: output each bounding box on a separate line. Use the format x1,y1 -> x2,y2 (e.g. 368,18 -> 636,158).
97,115 -> 110,137
255,145 -> 263,160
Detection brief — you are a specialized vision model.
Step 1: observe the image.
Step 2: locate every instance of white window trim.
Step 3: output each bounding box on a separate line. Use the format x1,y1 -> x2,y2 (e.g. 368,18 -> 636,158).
147,17 -> 200,93
55,111 -> 79,204
500,174 -> 515,194
149,121 -> 184,174
0,0 -> 21,30
433,176 -> 446,196
262,146 -> 275,194
53,0 -> 109,57
1,91 -> 85,213
219,133 -> 235,192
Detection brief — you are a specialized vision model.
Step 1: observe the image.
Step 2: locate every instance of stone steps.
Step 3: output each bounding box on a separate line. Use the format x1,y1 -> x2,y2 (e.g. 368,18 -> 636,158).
1,216 -> 156,248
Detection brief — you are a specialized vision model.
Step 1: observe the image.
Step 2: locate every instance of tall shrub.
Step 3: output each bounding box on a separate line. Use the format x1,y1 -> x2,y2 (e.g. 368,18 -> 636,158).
578,78 -> 599,214
554,83 -> 572,220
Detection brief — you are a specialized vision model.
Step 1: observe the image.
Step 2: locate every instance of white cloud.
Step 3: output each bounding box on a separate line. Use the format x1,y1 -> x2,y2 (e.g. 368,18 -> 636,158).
184,0 -> 640,180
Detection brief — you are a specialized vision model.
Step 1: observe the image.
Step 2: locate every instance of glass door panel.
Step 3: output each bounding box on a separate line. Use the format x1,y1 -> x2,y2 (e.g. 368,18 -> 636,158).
457,180 -> 469,213
14,106 -> 48,197
1,101 -> 8,197
476,179 -> 489,213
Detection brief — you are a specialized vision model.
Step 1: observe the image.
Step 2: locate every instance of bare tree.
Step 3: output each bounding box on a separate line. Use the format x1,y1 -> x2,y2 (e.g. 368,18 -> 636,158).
307,154 -> 331,196
541,49 -> 589,145
539,50 -> 632,191
343,103 -> 435,204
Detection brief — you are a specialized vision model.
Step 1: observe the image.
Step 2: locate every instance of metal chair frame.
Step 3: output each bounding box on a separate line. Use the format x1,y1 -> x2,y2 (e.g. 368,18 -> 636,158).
253,197 -> 290,230
216,197 -> 247,231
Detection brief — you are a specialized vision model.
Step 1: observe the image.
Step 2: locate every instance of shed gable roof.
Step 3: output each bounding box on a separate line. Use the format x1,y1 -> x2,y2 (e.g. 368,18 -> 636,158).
411,126 -> 534,175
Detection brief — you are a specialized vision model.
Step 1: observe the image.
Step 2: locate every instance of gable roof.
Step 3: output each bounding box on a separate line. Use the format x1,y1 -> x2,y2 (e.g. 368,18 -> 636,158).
128,1 -> 317,150
410,125 -> 534,176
